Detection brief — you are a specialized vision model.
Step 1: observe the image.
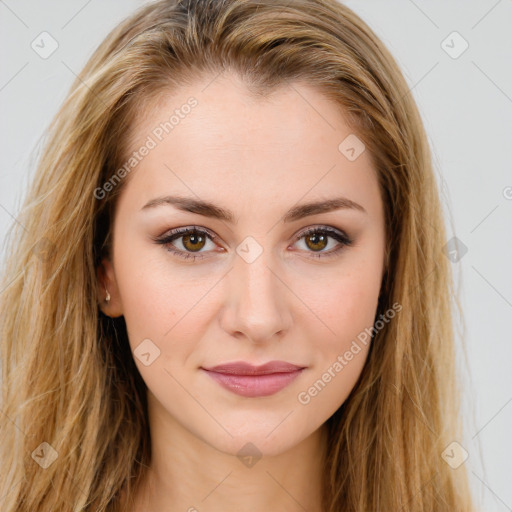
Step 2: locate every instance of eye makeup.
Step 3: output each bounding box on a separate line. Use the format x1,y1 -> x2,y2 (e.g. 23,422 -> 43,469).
152,224 -> 354,262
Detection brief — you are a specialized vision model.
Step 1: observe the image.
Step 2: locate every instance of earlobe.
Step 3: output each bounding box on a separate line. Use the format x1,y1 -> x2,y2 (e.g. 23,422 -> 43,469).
96,257 -> 123,318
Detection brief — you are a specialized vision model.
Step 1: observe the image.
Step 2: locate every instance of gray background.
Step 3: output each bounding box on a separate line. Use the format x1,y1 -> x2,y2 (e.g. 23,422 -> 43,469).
1,1 -> 511,510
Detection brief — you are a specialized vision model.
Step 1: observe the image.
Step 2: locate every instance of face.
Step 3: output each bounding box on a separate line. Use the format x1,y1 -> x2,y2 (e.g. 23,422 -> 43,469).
97,71 -> 386,457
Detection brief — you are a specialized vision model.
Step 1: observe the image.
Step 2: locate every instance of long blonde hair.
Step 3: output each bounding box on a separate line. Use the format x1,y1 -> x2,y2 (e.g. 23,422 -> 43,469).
0,0 -> 475,510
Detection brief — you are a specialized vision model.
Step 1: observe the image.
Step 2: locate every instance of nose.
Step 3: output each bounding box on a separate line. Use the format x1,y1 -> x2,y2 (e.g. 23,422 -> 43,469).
219,248 -> 293,345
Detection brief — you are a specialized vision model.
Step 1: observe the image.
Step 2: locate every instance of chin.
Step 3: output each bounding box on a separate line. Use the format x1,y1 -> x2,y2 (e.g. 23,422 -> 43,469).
197,414 -> 318,459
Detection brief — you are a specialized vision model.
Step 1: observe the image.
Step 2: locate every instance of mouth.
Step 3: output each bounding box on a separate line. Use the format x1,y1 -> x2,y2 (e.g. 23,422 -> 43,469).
201,361 -> 306,398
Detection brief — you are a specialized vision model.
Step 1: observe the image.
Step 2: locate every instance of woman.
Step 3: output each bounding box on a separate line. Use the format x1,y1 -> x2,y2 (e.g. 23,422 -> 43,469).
0,0 -> 475,510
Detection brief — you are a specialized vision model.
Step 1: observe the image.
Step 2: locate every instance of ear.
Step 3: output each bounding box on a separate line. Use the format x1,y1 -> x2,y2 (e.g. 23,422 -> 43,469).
96,257 -> 123,318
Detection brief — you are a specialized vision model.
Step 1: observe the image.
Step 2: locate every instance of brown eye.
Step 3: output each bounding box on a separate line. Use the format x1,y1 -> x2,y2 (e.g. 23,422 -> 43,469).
293,226 -> 353,259
181,232 -> 207,252
154,226 -> 218,261
304,232 -> 328,252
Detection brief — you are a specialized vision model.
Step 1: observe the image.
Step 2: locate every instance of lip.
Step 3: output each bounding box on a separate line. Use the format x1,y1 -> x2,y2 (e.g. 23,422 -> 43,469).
201,361 -> 306,398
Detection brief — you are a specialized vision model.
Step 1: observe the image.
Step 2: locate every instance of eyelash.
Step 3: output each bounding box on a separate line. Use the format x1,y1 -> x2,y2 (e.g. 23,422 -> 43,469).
153,225 -> 353,262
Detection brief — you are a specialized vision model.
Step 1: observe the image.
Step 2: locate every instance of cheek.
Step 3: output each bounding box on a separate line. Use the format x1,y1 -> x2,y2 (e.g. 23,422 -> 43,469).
113,245 -> 181,348
299,256 -> 382,348
327,274 -> 379,337
292,249 -> 382,408
294,271 -> 377,412
304,277 -> 375,387
114,245 -> 219,368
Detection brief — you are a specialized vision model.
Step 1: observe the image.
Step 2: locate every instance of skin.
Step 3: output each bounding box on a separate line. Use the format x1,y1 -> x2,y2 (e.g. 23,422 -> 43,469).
97,71 -> 386,512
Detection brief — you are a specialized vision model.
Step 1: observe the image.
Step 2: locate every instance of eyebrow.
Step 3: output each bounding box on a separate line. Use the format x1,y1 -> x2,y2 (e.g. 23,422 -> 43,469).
140,195 -> 366,223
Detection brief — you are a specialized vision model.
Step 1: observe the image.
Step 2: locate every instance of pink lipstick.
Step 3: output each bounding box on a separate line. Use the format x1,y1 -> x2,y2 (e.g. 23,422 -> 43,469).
201,361 -> 305,398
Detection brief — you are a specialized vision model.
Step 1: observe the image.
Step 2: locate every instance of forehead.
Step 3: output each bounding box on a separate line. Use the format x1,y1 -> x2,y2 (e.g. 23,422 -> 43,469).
116,71 -> 381,221
127,71 -> 358,161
